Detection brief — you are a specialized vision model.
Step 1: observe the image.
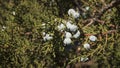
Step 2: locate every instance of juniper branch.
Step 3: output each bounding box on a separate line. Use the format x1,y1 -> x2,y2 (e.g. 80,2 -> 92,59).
84,30 -> 117,36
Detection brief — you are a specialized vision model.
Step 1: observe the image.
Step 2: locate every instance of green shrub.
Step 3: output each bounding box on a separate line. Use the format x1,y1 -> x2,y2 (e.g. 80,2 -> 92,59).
0,0 -> 120,68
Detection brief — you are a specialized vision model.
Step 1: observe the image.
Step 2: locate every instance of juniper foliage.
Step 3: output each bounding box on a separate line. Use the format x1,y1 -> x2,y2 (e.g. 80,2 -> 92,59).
0,0 -> 120,68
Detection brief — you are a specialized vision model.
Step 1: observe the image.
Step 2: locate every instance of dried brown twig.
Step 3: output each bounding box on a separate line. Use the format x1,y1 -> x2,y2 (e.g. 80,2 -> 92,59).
98,0 -> 120,18
74,0 -> 120,27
